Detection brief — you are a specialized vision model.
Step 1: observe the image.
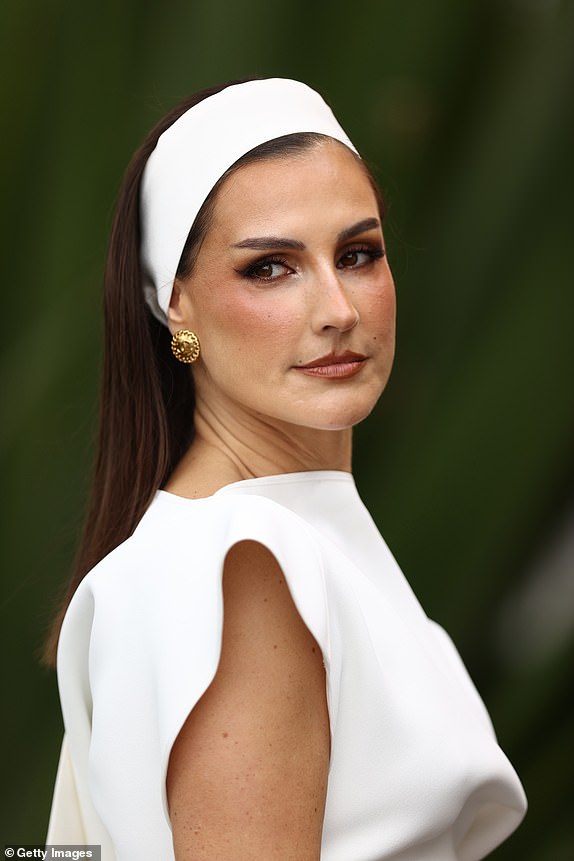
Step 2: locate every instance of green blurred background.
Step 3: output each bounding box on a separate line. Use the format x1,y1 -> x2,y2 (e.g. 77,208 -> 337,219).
1,0 -> 573,856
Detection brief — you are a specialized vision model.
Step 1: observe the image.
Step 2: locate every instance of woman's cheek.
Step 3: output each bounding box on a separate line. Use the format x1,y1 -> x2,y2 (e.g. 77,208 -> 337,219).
361,281 -> 396,339
203,294 -> 299,374
227,290 -> 305,346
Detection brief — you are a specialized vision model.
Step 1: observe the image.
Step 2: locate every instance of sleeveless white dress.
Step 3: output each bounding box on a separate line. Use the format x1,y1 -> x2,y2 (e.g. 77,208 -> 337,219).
48,471 -> 526,860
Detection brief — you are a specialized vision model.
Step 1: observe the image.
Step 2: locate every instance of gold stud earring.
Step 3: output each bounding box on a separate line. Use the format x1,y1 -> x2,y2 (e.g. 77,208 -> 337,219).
171,329 -> 200,364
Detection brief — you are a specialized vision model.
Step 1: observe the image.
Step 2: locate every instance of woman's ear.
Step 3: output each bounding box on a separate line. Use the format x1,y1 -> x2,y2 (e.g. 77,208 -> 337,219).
167,279 -> 192,335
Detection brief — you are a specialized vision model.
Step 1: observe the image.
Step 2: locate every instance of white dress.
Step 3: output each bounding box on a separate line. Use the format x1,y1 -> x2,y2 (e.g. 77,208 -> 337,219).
48,471 -> 526,860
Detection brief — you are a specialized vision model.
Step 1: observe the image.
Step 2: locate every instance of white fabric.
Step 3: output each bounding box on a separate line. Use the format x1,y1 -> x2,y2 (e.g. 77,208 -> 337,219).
52,471 -> 526,860
46,735 -> 87,844
140,78 -> 357,324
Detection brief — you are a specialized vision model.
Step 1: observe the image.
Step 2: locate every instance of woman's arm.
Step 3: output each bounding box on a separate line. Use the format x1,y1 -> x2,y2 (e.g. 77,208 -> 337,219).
166,539 -> 330,860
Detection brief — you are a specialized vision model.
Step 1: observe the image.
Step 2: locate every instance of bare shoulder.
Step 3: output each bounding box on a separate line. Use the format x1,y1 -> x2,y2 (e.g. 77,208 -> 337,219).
167,540 -> 330,861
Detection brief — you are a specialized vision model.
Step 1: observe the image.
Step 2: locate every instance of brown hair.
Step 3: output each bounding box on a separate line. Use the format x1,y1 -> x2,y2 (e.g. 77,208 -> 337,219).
43,81 -> 385,666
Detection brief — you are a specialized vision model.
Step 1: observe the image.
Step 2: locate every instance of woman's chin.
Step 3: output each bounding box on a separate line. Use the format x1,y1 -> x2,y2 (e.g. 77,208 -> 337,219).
291,396 -> 383,433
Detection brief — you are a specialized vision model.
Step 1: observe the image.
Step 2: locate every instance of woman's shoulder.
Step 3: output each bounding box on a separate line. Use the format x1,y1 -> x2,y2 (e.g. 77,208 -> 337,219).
74,487 -> 325,614
132,486 -> 317,559
59,484 -> 331,721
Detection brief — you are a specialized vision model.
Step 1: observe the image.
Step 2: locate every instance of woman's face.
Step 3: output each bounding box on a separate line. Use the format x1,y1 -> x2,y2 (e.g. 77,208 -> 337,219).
169,140 -> 396,432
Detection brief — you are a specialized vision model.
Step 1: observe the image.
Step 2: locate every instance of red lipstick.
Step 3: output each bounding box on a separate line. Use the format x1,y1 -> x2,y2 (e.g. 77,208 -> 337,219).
293,350 -> 367,379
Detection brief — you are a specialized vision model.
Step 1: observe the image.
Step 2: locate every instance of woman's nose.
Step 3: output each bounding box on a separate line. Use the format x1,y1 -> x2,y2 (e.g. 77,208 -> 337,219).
311,269 -> 360,334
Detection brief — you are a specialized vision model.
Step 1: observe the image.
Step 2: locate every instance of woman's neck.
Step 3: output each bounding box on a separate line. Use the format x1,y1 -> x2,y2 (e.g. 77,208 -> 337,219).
164,392 -> 352,499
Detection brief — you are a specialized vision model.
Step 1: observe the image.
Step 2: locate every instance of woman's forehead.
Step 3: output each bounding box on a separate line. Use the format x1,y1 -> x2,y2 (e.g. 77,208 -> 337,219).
210,143 -> 378,238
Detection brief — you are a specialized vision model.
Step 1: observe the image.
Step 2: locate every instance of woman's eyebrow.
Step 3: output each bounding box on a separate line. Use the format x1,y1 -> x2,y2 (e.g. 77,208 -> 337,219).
232,217 -> 381,251
232,218 -> 381,251
337,217 -> 381,242
232,236 -> 306,250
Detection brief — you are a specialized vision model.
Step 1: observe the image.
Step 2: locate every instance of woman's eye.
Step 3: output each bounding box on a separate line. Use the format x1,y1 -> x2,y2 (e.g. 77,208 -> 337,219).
239,257 -> 291,282
253,261 -> 286,279
338,246 -> 384,269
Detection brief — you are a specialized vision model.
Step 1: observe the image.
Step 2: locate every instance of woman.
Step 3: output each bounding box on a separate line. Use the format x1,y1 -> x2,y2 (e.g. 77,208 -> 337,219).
46,78 -> 526,860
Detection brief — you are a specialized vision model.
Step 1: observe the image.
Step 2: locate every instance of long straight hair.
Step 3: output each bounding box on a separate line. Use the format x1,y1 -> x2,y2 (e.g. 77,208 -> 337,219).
43,82 -> 232,665
43,83 -> 385,666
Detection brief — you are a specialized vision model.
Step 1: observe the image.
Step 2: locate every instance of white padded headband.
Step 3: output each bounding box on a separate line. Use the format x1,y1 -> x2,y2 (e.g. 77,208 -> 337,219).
140,78 -> 358,324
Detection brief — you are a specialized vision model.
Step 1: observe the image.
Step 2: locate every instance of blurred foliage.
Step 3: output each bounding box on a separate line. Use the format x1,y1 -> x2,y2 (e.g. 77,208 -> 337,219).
1,0 -> 573,856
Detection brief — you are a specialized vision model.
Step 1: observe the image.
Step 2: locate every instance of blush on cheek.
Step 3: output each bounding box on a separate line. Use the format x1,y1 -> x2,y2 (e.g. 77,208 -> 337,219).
217,290 -> 305,345
365,288 -> 396,337
209,289 -> 268,333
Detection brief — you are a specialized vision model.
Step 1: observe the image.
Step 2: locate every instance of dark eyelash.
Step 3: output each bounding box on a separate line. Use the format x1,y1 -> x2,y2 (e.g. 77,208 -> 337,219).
341,243 -> 385,263
236,255 -> 289,279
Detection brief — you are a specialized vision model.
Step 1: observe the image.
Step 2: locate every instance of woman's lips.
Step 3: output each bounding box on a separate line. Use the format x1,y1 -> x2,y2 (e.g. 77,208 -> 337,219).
293,351 -> 368,379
